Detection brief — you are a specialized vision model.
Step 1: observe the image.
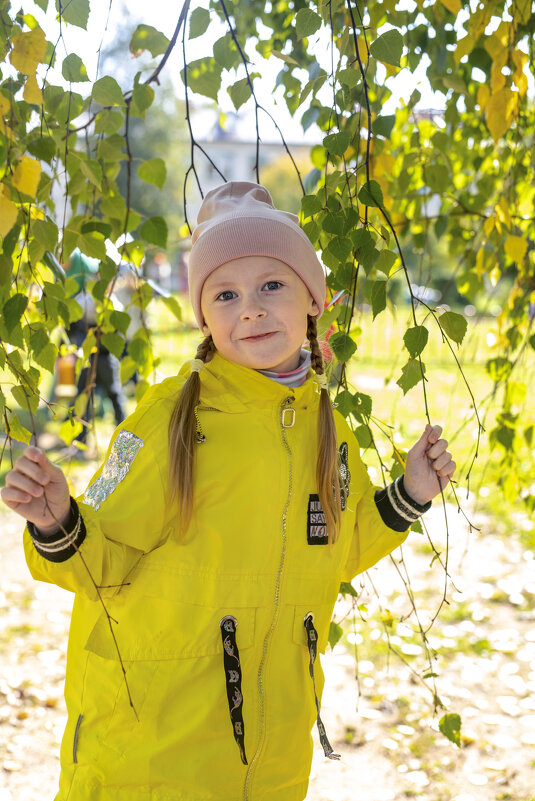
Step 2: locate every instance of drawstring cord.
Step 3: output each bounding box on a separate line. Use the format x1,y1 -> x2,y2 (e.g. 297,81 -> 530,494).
220,616 -> 248,765
303,612 -> 341,760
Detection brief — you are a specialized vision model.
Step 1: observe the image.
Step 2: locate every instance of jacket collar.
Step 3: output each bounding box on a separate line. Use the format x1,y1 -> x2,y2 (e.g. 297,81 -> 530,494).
182,351 -> 320,414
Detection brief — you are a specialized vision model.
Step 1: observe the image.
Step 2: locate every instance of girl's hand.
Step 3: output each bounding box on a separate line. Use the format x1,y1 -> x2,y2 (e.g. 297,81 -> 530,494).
1,447 -> 71,534
403,424 -> 456,506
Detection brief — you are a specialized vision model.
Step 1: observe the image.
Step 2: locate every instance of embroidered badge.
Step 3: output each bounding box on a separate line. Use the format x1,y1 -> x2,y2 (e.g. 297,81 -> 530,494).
307,493 -> 328,545
83,430 -> 144,510
306,443 -> 351,544
339,441 -> 350,511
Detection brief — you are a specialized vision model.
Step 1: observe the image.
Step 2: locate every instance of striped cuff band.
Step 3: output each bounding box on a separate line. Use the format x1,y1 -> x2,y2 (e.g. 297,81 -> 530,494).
375,476 -> 431,532
27,497 -> 86,563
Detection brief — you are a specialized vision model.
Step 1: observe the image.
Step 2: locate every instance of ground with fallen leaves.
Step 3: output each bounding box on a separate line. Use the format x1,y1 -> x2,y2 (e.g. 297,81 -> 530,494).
1,458 -> 535,801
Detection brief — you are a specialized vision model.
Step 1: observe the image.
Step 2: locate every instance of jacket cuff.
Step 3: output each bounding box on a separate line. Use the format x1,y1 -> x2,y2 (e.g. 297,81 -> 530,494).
27,497 -> 86,563
374,475 -> 432,532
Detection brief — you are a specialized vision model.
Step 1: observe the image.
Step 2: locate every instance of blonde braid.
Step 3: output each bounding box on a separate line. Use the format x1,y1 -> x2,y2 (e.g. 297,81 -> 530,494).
168,335 -> 215,535
307,315 -> 343,544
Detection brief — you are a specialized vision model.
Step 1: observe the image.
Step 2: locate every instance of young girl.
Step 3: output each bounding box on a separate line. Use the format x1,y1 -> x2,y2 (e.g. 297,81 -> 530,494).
1,182 -> 456,801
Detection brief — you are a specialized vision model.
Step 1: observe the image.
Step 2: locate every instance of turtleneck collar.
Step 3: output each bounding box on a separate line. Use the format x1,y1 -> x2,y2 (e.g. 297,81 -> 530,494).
255,349 -> 311,388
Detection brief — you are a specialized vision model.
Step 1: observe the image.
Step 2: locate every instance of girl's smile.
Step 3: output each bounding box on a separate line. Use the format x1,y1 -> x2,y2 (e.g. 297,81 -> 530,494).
200,256 -> 320,372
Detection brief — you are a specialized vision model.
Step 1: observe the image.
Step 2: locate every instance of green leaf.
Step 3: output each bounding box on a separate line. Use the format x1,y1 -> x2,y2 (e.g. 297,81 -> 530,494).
329,331 -> 357,363
372,114 -> 396,138
337,67 -> 360,87
334,390 -> 355,418
55,0 -> 89,29
425,163 -> 449,193
403,325 -> 429,357
79,158 -> 103,189
301,194 -> 323,217
375,249 -> 398,276
77,232 -> 107,260
213,35 -> 241,70
130,24 -> 170,57
34,341 -> 57,374
27,135 -> 56,163
323,131 -> 351,157
351,229 -> 379,272
92,76 -> 124,107
355,424 -> 373,448
11,384 -> 38,415
128,336 -> 150,367
339,581 -> 358,597
301,106 -> 320,132
358,180 -> 384,208
328,621 -> 343,649
94,109 -> 124,135
189,7 -> 211,39
439,713 -> 461,748
371,280 -> 387,319
296,8 -> 322,38
137,158 -> 166,189
396,358 -> 426,395
182,58 -> 222,101
486,357 -> 513,383
440,311 -> 467,345
131,83 -> 154,116
229,77 -> 251,110
6,412 -> 32,445
3,293 -> 28,331
33,219 -> 58,251
139,216 -> 167,248
110,310 -> 131,335
327,236 -> 352,263
101,332 -> 125,360
161,294 -> 182,322
34,0 -> 48,10
62,53 -> 89,82
370,29 -> 404,67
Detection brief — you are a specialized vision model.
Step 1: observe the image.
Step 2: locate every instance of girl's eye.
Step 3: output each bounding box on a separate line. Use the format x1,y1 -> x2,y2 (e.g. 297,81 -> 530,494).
264,281 -> 282,291
216,290 -> 236,302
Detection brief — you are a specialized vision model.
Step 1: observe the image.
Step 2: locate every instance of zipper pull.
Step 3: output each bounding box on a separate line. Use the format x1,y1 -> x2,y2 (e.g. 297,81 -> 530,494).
281,396 -> 295,428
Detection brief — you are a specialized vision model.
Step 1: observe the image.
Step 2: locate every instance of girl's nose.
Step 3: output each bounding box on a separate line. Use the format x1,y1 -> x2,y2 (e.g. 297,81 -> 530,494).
240,298 -> 267,321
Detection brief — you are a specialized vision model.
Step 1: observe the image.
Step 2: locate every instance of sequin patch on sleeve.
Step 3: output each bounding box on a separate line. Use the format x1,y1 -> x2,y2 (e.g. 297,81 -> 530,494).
83,430 -> 144,511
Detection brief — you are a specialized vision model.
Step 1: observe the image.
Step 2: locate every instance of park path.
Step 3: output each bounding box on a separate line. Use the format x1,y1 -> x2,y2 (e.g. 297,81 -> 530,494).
1,467 -> 535,801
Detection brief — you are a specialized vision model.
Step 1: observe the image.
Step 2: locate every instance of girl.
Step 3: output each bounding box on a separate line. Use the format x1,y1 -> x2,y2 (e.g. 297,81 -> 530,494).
1,182 -> 455,801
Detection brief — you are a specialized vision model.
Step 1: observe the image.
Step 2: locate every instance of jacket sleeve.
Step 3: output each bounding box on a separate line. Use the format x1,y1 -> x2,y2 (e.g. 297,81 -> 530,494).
23,414 -> 169,600
340,450 -> 412,583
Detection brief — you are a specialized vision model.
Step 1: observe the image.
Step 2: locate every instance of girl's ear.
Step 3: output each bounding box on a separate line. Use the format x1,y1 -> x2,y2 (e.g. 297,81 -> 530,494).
308,296 -> 320,317
201,323 -> 211,337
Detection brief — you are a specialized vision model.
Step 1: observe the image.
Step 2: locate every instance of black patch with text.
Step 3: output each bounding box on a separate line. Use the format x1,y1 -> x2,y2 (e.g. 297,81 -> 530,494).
307,493 -> 328,545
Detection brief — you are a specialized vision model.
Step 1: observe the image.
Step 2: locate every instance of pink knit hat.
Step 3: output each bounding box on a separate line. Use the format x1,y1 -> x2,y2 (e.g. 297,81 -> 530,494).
188,181 -> 326,328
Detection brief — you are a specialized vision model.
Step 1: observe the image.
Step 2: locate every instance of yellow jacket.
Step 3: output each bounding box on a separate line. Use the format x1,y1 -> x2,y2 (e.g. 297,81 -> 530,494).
24,352 -> 410,801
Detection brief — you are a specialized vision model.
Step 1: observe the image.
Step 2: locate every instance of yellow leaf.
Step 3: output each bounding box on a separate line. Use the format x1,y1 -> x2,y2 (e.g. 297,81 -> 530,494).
495,196 -> 512,229
505,235 -> 528,263
484,216 -> 495,237
489,265 -> 501,287
469,6 -> 493,41
0,185 -> 18,237
477,83 -> 490,110
486,87 -> 518,142
0,95 -> 9,115
490,60 -> 506,93
440,0 -> 461,13
512,49 -> 529,97
9,28 -> 47,75
454,35 -> 474,65
373,151 -> 395,177
12,156 -> 42,197
23,74 -> 43,105
512,0 -> 531,25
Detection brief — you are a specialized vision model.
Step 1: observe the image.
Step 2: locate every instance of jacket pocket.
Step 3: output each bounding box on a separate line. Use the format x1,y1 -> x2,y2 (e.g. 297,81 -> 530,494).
84,598 -> 257,661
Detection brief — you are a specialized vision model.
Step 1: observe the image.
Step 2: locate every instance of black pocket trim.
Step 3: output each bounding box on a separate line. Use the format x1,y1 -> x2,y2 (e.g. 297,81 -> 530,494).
220,616 -> 248,765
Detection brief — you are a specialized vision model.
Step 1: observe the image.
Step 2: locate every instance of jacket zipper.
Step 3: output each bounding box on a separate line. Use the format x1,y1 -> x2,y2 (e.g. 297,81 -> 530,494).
243,395 -> 295,801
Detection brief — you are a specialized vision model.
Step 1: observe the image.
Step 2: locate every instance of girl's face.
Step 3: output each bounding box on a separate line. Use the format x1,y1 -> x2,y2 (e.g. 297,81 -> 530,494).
200,256 -> 320,372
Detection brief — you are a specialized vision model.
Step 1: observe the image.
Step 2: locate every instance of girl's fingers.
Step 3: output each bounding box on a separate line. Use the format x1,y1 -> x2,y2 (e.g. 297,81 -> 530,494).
426,438 -> 448,460
0,485 -> 33,505
5,470 -> 44,497
429,451 -> 452,472
438,460 -> 456,478
13,450 -> 51,487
